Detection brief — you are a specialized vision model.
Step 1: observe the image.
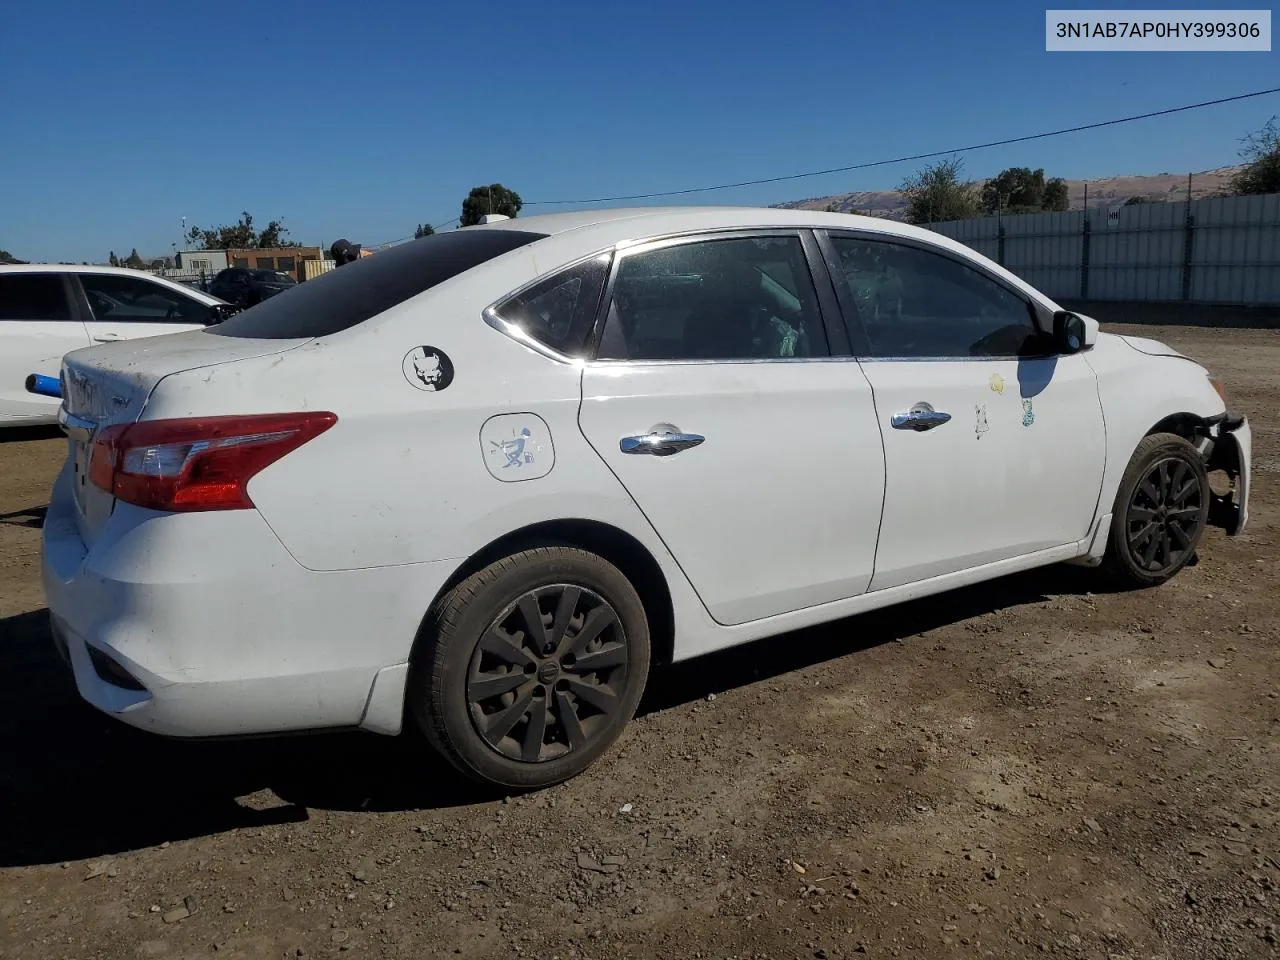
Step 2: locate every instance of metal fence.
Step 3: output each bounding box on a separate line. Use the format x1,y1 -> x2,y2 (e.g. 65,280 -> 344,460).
928,192 -> 1280,305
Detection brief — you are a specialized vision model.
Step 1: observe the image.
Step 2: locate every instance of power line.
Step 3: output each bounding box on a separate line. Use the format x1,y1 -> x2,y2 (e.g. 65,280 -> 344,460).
358,86 -> 1278,245
367,216 -> 462,251
524,86 -> 1280,206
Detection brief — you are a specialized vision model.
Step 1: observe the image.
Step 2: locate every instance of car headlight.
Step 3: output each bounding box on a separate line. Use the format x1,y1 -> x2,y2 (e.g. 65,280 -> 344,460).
1207,375 -> 1228,405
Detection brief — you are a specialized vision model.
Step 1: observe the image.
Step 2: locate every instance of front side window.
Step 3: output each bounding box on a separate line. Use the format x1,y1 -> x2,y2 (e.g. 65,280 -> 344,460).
595,235 -> 828,361
0,273 -> 71,321
829,236 -> 1043,358
80,274 -> 211,324
491,254 -> 611,357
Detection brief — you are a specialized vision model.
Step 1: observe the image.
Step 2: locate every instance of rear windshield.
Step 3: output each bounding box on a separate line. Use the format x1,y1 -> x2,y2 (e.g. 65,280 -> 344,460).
211,228 -> 547,339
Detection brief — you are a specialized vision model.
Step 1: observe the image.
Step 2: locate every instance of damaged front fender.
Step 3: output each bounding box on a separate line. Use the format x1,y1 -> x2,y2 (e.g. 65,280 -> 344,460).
1206,415 -> 1251,536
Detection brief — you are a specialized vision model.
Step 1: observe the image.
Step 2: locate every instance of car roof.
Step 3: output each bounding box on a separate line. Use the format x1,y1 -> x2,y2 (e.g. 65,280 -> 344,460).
475,205 -> 937,242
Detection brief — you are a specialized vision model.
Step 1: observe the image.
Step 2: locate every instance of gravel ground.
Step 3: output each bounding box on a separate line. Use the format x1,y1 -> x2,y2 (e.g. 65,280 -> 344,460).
0,323 -> 1277,960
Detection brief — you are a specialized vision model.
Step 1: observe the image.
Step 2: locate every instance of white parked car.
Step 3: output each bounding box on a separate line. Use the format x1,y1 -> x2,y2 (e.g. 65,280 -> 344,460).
41,208 -> 1250,790
0,265 -> 229,426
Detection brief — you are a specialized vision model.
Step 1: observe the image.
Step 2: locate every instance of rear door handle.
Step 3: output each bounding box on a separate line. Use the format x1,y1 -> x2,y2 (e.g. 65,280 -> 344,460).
891,403 -> 951,432
620,428 -> 705,456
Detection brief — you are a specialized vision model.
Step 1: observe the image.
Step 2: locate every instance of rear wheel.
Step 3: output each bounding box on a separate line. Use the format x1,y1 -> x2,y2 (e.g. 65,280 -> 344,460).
1101,432 -> 1209,587
409,547 -> 650,791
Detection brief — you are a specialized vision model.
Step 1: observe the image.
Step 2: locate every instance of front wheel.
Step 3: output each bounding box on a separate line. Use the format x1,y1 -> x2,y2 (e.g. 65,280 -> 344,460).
409,547 -> 650,791
1101,432 -> 1209,587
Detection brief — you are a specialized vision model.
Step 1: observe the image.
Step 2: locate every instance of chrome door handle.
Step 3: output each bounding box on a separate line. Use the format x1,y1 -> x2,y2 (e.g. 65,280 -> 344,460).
891,403 -> 951,432
620,429 -> 705,456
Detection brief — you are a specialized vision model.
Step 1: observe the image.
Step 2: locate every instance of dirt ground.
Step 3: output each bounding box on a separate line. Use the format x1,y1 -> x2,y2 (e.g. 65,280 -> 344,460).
1,323 -> 1277,960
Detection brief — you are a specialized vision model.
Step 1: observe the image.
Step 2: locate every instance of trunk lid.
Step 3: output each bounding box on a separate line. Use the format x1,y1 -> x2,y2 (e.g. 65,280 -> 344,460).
60,329 -> 310,544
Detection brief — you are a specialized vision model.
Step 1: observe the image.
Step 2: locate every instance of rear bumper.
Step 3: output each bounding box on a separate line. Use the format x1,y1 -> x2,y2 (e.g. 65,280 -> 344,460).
40,465 -> 455,738
1208,414 -> 1251,536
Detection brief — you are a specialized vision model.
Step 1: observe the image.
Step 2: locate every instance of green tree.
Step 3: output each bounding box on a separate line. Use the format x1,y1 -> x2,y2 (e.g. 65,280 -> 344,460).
255,219 -> 298,248
901,158 -> 978,225
1230,117 -> 1280,196
108,251 -> 120,267
980,167 -> 1038,214
414,223 -> 435,238
125,248 -> 145,269
1042,177 -> 1069,212
979,167 -> 1070,214
185,212 -> 299,249
460,184 -> 522,227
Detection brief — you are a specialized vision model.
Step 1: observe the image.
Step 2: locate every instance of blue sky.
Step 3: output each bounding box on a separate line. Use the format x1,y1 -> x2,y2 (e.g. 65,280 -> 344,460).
1,0 -> 1276,262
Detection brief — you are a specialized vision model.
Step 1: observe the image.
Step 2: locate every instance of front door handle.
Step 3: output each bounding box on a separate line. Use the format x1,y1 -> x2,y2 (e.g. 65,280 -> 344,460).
93,333 -> 121,343
891,403 -> 951,432
620,427 -> 705,456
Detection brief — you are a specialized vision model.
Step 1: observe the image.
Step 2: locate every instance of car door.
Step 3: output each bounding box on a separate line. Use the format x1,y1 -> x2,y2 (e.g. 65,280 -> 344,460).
74,272 -> 213,344
577,231 -> 886,626
0,272 -> 90,424
821,231 -> 1106,591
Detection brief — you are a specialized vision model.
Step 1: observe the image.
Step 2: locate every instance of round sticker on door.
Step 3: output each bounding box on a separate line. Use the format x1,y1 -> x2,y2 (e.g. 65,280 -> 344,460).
402,346 -> 454,392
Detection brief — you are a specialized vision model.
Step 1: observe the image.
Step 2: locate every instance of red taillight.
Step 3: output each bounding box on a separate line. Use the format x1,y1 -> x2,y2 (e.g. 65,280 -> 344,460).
88,412 -> 337,512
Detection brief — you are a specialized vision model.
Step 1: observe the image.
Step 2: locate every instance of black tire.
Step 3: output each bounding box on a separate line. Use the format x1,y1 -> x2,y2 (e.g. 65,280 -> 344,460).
1100,432 -> 1209,587
409,547 -> 650,791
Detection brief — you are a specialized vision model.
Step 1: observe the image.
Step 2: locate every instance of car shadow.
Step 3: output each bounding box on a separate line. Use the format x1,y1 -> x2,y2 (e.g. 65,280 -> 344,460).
0,505 -> 47,529
638,563 -> 1106,713
0,564 -> 1108,867
0,425 -> 61,444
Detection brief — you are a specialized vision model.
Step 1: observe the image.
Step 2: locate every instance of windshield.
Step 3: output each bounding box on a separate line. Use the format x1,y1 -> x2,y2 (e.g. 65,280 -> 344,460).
212,228 -> 547,339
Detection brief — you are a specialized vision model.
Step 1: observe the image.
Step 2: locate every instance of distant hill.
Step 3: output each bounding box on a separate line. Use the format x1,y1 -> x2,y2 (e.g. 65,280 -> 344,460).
774,165 -> 1244,220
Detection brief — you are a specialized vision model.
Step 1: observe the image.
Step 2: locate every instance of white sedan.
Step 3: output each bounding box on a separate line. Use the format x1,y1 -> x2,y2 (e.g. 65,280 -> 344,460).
0,265 -> 229,426
41,208 -> 1251,791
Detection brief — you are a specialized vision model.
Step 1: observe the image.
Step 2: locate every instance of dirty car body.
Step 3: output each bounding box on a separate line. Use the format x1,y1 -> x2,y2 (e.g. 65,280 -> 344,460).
41,207 -> 1251,790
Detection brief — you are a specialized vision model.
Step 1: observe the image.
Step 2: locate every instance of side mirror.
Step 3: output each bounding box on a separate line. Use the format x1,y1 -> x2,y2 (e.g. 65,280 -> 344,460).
1052,311 -> 1088,354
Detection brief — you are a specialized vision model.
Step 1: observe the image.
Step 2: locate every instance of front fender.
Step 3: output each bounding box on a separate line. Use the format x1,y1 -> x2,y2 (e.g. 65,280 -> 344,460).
1085,334 -> 1226,523
1208,416 -> 1251,536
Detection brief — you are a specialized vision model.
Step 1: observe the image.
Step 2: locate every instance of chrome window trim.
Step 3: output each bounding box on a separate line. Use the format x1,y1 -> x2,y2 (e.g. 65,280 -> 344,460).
481,249 -> 614,365
481,308 -> 583,366
587,355 -> 861,368
855,354 -> 1061,363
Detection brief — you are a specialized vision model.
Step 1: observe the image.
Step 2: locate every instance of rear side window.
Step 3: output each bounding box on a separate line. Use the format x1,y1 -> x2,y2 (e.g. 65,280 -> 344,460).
0,273 -> 71,321
212,229 -> 547,339
491,254 -> 611,357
